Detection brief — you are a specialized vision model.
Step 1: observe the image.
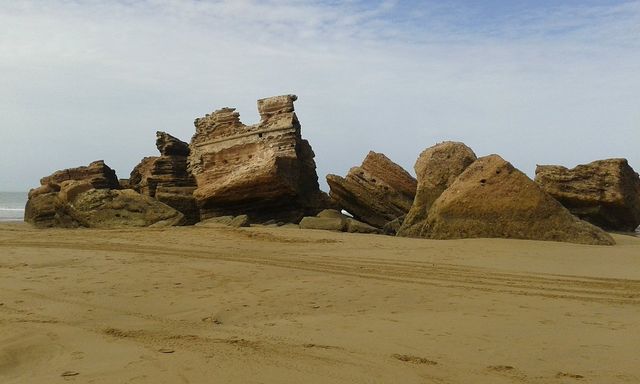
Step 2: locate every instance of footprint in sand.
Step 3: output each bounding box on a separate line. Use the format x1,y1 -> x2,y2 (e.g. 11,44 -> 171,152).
556,372 -> 584,379
392,354 -> 437,365
487,365 -> 515,372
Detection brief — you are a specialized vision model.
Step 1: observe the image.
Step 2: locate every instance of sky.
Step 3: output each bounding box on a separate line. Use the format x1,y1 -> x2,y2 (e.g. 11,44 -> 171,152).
1,0 -> 639,192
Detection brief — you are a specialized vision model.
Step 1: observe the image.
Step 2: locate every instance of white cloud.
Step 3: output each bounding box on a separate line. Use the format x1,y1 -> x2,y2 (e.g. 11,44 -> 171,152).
0,0 -> 638,191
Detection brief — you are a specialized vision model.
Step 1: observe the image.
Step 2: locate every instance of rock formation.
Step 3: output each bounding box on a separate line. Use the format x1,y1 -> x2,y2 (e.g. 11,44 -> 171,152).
25,161 -> 184,228
62,182 -> 184,228
25,161 -> 121,228
40,160 -> 120,190
187,94 -> 330,222
398,142 -> 477,237
129,132 -> 199,224
535,159 -> 640,231
402,154 -> 614,245
326,151 -> 417,228
299,209 -> 381,233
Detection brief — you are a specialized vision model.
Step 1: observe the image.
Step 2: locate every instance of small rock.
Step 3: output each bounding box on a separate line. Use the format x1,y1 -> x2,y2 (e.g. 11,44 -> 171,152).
299,216 -> 346,231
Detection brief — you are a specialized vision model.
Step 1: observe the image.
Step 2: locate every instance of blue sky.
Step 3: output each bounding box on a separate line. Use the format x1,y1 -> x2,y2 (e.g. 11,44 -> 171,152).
1,0 -> 639,191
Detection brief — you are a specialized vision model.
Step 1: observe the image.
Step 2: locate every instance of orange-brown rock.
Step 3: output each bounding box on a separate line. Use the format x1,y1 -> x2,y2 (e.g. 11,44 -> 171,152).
40,160 -> 119,190
535,159 -> 640,231
405,155 -> 614,245
326,151 -> 416,228
129,132 -> 199,224
398,142 -> 477,237
187,95 -> 330,222
25,160 -> 120,227
25,160 -> 185,228
65,187 -> 185,228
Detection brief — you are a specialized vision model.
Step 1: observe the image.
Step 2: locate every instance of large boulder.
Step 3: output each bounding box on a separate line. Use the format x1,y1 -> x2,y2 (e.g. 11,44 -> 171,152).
24,192 -> 76,228
25,160 -> 120,228
25,161 -> 185,228
65,187 -> 185,228
402,155 -> 614,245
129,132 -> 199,224
398,142 -> 477,237
326,151 -> 417,228
535,159 -> 640,231
187,95 -> 331,222
40,160 -> 119,190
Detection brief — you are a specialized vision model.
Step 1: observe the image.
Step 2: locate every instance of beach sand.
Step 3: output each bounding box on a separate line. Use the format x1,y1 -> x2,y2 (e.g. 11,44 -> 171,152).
0,222 -> 639,383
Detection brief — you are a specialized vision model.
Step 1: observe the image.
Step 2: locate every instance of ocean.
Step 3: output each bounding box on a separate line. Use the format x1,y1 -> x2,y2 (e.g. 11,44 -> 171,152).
0,191 -> 27,221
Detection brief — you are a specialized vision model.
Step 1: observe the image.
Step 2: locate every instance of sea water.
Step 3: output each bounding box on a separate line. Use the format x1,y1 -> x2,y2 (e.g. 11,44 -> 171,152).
0,192 -> 27,221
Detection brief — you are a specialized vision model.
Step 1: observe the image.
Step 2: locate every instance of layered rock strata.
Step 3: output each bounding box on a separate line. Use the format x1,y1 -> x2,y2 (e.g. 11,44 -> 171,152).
25,162 -> 184,228
326,152 -> 417,228
405,155 -> 614,245
40,160 -> 120,190
535,159 -> 640,231
130,132 -> 199,224
187,94 -> 329,222
398,142 -> 477,237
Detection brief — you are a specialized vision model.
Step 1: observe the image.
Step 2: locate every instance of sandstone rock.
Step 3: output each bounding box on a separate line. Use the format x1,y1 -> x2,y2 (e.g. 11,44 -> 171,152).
188,95 -> 330,222
28,183 -> 60,200
25,160 -> 121,228
405,155 -> 614,245
197,214 -> 250,228
119,179 -> 131,189
24,192 -> 76,228
58,180 -> 94,203
535,159 -> 640,231
130,132 -> 199,224
40,160 -> 119,190
299,216 -> 346,232
65,189 -> 184,228
383,215 -> 405,236
326,151 -> 417,228
156,131 -> 190,156
345,218 -> 382,234
398,142 -> 477,237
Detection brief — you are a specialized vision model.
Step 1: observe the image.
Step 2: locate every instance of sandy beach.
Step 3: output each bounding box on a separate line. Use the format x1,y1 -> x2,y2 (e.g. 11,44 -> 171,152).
1,223 -> 639,383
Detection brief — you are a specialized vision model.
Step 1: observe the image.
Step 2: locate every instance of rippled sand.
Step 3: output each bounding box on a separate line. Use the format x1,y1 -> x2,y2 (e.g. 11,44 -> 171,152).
1,222 -> 639,383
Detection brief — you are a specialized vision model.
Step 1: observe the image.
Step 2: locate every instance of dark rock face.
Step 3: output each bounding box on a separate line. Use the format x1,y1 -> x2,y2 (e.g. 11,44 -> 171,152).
535,159 -> 640,231
156,131 -> 190,156
129,132 -> 199,224
25,163 -> 184,228
326,151 -> 417,228
408,155 -> 614,245
398,142 -> 477,237
187,94 -> 330,223
40,160 -> 119,190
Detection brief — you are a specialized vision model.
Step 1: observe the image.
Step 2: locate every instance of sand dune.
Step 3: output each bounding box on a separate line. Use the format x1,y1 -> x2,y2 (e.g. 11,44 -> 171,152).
1,223 -> 639,383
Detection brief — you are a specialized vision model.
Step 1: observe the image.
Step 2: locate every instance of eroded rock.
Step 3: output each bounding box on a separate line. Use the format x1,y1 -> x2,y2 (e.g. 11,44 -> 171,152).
299,216 -> 346,232
187,94 -> 330,222
40,160 -> 119,190
326,151 -> 417,228
535,159 -> 640,231
66,188 -> 185,228
25,161 -> 184,228
398,142 -> 477,237
129,132 -> 199,224
405,155 -> 614,245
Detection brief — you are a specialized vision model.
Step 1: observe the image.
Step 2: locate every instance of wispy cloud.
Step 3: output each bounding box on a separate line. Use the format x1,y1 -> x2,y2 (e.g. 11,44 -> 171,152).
0,0 -> 638,190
